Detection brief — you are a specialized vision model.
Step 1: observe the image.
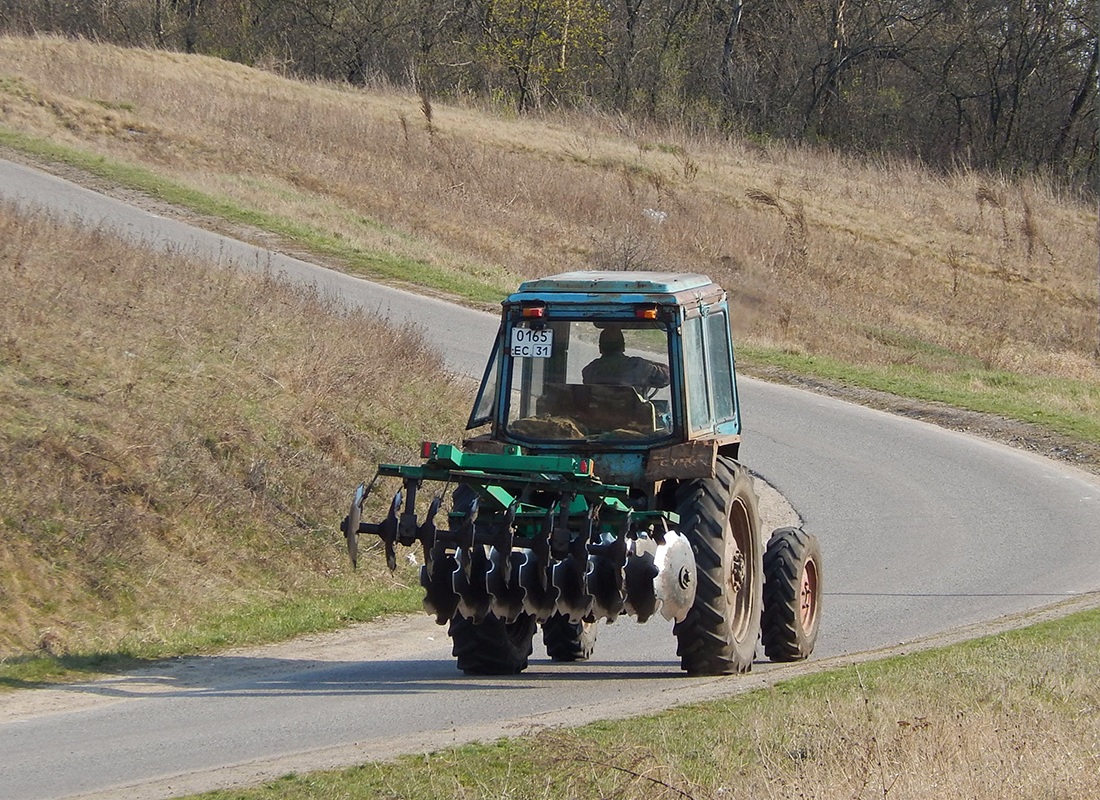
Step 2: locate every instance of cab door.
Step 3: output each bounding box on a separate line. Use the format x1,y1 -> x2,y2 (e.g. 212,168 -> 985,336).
680,307 -> 740,441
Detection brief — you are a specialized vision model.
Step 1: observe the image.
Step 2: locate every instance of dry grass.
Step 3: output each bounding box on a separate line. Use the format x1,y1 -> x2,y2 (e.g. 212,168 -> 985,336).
0,34 -> 1096,386
0,202 -> 470,659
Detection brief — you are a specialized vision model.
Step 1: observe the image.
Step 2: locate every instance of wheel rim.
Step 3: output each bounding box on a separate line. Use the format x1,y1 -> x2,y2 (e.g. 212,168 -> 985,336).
799,557 -> 820,630
727,497 -> 756,641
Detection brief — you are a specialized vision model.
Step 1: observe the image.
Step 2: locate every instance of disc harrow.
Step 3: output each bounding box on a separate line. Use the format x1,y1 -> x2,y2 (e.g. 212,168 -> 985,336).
341,442 -> 697,626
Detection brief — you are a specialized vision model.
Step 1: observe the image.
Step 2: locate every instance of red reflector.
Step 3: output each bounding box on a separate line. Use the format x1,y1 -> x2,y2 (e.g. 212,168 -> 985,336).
579,459 -> 590,474
421,441 -> 435,459
522,306 -> 546,318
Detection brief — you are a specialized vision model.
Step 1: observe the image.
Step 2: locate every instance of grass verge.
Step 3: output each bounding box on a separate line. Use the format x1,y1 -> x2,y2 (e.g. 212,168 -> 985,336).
0,582 -> 423,689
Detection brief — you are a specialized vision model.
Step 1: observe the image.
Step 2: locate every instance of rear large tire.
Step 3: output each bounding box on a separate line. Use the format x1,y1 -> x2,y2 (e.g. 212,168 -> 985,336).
762,527 -> 822,661
672,457 -> 763,675
449,612 -> 537,674
542,613 -> 597,661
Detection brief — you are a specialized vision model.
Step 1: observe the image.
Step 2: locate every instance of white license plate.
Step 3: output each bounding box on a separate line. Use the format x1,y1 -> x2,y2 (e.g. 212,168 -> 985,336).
510,327 -> 553,358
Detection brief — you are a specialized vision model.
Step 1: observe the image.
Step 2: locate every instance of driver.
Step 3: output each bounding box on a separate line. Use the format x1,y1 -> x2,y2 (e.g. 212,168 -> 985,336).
582,326 -> 670,393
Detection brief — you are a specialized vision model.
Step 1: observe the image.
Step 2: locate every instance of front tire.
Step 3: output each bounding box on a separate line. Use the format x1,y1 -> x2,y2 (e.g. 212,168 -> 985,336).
542,613 -> 597,661
447,484 -> 537,674
672,457 -> 763,675
762,527 -> 822,661
449,612 -> 536,674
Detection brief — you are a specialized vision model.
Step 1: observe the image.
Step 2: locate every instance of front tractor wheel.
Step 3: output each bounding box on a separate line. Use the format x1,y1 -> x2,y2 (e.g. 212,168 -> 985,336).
446,484 -> 537,674
673,457 -> 764,675
449,612 -> 537,674
762,527 -> 822,661
542,612 -> 597,661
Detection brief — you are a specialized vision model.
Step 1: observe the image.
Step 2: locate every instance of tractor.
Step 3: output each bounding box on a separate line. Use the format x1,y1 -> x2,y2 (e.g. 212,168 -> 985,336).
342,271 -> 822,675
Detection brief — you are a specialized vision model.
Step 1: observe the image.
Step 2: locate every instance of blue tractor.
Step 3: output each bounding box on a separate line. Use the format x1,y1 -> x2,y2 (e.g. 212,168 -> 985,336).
344,271 -> 822,675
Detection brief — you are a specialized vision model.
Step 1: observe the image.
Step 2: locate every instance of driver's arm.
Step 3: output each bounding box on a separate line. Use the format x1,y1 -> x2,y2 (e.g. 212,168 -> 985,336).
648,361 -> 670,389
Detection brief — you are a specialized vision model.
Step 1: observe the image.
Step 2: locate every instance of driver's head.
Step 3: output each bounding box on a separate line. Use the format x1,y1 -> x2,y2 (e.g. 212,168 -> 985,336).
598,326 -> 625,354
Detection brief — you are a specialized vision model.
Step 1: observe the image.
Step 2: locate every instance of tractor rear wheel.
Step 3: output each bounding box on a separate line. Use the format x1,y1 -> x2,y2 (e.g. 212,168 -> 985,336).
672,457 -> 763,675
762,527 -> 822,661
449,612 -> 536,674
542,613 -> 597,661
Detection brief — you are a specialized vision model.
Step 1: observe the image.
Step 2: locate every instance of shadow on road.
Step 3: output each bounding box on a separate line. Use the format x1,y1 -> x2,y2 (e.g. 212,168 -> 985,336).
11,653 -> 694,704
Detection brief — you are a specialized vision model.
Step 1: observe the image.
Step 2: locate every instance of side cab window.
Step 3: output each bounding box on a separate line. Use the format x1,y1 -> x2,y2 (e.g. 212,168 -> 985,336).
706,311 -> 737,424
467,333 -> 501,429
682,315 -> 710,432
682,309 -> 738,433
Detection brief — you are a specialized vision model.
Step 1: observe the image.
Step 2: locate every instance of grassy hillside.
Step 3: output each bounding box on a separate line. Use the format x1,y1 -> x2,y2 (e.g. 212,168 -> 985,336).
0,35 -> 1097,450
0,203 -> 470,673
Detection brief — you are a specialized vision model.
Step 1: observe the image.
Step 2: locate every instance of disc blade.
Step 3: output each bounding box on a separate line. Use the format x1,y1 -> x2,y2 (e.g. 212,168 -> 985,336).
654,531 -> 697,622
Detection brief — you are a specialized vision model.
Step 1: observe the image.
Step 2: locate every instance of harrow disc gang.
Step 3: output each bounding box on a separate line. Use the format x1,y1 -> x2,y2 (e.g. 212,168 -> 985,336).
344,470 -> 698,628
445,533 -> 695,626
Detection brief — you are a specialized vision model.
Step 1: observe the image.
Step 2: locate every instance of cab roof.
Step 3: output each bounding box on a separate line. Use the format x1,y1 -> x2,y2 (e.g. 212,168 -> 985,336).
515,271 -> 714,296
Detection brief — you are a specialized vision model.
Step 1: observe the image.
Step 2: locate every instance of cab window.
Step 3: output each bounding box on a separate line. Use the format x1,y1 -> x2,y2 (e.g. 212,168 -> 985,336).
682,315 -> 711,432
706,311 -> 736,422
504,319 -> 673,443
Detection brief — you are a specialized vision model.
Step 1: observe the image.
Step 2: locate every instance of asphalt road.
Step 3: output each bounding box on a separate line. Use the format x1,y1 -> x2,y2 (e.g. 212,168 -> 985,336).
1,158 -> 1098,799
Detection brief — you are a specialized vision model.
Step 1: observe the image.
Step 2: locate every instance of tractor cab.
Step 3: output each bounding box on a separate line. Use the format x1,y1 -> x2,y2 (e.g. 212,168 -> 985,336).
466,271 -> 744,484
